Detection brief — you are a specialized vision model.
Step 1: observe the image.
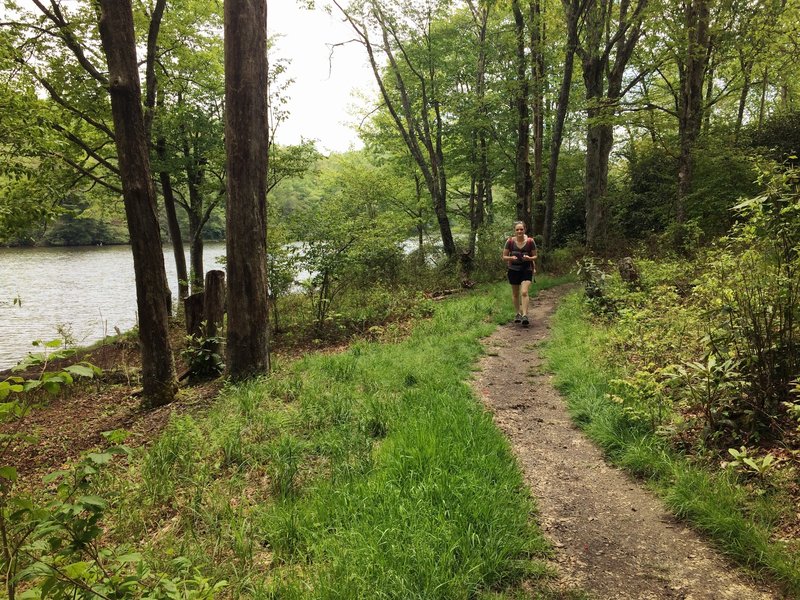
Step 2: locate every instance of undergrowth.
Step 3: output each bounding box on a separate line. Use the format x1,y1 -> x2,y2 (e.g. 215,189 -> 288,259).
545,293 -> 800,595
56,276 -> 571,598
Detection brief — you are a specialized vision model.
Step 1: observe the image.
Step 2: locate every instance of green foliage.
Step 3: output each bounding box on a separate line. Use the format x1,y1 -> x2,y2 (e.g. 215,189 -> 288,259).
289,152 -> 407,328
664,356 -> 743,444
1,451 -> 226,600
694,163 -> 800,437
575,256 -> 615,316
181,325 -> 224,379
725,446 -> 779,480
745,110 -> 800,164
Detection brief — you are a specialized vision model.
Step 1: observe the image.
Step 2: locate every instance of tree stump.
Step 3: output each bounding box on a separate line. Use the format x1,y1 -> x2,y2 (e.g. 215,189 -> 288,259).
203,270 -> 226,352
618,257 -> 641,289
184,292 -> 205,337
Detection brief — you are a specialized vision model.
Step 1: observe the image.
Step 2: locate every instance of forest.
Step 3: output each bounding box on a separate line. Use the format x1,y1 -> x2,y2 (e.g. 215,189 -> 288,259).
1,0 -> 799,598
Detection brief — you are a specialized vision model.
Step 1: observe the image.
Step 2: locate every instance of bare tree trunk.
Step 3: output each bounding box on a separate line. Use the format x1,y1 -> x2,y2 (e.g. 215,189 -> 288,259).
224,0 -> 270,378
734,49 -> 755,141
531,0 -> 545,237
758,67 -> 768,128
97,0 -> 177,408
156,138 -> 189,300
512,0 -> 533,232
677,0 -> 711,223
578,0 -> 647,248
543,0 -> 585,250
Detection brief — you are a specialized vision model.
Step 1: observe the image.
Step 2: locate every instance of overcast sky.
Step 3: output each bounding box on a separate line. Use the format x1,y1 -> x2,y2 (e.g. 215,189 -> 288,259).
268,3 -> 376,153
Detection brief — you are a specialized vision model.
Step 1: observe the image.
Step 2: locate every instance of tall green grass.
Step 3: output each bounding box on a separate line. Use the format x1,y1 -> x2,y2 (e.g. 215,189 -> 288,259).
545,293 -> 800,596
104,277 -> 570,598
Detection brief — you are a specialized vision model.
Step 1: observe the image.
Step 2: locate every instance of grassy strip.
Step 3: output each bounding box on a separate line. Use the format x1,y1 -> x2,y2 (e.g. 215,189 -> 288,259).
105,277 -> 569,599
544,293 -> 800,596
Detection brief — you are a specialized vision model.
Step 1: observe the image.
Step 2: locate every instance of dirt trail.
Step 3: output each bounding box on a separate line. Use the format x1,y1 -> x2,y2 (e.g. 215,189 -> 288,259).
473,286 -> 782,600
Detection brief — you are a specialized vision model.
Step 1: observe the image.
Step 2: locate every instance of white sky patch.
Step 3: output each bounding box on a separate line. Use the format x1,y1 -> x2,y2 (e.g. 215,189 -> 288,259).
269,3 -> 376,154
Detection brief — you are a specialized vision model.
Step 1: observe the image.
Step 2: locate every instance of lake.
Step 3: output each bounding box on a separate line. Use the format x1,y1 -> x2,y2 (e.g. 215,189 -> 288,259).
0,243 -> 226,370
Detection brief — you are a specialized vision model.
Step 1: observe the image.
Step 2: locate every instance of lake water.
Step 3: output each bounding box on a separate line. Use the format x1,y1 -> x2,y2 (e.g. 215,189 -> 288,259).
0,243 -> 226,370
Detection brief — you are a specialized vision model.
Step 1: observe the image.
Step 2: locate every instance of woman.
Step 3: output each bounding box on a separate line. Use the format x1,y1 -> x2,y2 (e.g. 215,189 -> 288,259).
502,221 -> 537,327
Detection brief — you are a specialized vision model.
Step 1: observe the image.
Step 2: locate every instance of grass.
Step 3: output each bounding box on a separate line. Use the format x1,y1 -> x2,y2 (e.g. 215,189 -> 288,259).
94,276 -> 574,598
544,292 -> 800,596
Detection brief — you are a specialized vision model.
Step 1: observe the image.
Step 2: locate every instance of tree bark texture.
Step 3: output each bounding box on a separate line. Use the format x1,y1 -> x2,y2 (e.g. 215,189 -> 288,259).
677,0 -> 711,222
156,133 -> 189,300
544,0 -> 585,250
512,0 -> 533,233
578,0 -> 647,249
224,0 -> 270,379
530,0 -> 546,237
203,269 -> 226,357
97,0 -> 177,408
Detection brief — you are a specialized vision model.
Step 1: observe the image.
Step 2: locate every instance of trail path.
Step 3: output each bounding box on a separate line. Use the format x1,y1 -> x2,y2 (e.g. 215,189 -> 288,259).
473,286 -> 782,600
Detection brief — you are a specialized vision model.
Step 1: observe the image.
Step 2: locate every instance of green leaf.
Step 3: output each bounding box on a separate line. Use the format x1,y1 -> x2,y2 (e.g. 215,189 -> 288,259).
64,364 -> 95,378
42,470 -> 70,484
78,495 -> 107,510
43,381 -> 61,394
116,552 -> 143,563
0,466 -> 18,481
44,339 -> 62,348
63,561 -> 91,578
87,452 -> 113,465
101,429 -> 129,444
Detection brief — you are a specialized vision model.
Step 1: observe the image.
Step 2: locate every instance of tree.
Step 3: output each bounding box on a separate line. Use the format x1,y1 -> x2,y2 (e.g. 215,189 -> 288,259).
543,0 -> 589,250
576,0 -> 648,248
96,0 -> 177,407
224,0 -> 270,378
333,0 -> 458,262
511,0 -> 533,232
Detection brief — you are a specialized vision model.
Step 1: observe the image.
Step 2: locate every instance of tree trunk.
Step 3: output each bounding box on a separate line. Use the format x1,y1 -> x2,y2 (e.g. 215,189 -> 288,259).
758,67 -> 768,128
677,0 -> 711,222
156,135 -> 189,300
579,0 -> 647,248
735,52 -> 753,141
185,292 -> 204,337
97,0 -> 177,408
512,0 -> 533,232
184,127 -> 206,292
224,0 -> 270,379
583,55 -> 605,249
544,0 -> 583,250
531,0 -> 546,236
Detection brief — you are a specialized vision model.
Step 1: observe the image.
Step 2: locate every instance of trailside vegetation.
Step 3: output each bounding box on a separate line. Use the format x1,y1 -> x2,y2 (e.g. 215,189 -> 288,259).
0,279 -> 574,599
547,164 -> 800,594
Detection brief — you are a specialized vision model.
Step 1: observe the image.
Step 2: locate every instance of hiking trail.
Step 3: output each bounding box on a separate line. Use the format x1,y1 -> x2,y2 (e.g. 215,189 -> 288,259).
473,286 -> 781,600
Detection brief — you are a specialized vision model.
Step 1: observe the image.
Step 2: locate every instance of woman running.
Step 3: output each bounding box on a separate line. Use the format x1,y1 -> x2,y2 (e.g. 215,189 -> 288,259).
502,221 -> 537,327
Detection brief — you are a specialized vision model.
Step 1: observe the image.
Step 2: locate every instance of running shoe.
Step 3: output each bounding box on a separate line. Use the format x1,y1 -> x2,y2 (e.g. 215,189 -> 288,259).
521,315 -> 529,327
514,313 -> 522,324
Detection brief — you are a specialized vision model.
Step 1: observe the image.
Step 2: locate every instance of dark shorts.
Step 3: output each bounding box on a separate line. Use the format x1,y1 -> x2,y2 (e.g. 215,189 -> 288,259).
507,269 -> 533,285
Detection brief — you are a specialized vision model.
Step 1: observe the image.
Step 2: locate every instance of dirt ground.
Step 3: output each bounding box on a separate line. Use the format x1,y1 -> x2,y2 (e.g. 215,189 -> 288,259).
473,286 -> 783,600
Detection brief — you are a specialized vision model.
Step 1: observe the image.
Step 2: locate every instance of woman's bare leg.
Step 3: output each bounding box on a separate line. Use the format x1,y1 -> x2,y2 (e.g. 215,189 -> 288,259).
511,284 -> 520,314
520,280 -> 531,317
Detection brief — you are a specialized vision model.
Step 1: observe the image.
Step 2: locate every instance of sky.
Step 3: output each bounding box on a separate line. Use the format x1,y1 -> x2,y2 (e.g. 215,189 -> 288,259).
269,3 -> 377,153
